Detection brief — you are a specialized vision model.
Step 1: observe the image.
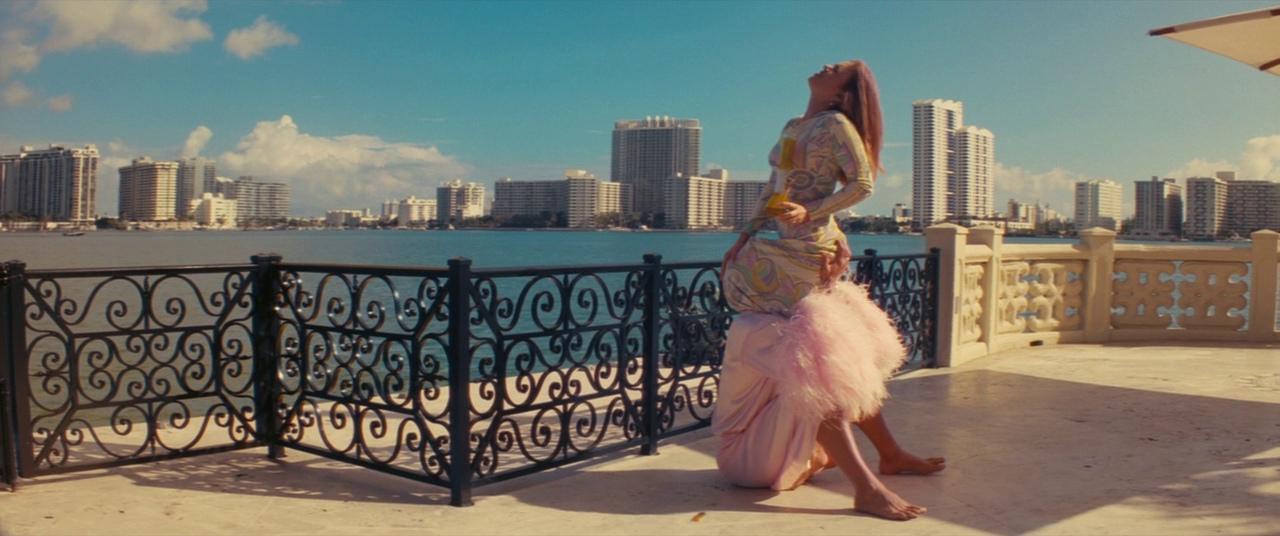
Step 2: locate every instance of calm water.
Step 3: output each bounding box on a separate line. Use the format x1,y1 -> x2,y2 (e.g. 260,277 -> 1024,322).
0,229 -> 1094,270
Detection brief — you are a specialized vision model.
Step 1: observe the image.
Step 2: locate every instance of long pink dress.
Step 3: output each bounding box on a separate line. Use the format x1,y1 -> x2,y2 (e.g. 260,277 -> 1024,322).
713,111 -> 907,490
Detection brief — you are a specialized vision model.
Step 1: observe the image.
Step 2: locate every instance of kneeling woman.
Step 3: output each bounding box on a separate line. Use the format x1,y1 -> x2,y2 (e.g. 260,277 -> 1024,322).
715,59 -> 944,521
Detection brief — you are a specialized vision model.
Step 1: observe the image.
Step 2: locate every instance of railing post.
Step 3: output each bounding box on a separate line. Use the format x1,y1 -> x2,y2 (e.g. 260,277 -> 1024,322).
1247,230 -> 1279,341
446,258 -> 474,507
1078,228 -> 1116,343
0,262 -> 17,491
250,253 -> 285,459
924,224 -> 969,367
860,248 -> 880,297
640,253 -> 662,455
927,247 -> 942,367
2,261 -> 30,483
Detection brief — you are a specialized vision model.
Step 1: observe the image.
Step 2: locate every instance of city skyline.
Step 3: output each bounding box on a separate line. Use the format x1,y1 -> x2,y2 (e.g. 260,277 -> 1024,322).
1,1 -> 1278,218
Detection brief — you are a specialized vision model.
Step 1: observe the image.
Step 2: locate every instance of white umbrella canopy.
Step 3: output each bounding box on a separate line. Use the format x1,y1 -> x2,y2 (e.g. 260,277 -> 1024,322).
1149,6 -> 1280,76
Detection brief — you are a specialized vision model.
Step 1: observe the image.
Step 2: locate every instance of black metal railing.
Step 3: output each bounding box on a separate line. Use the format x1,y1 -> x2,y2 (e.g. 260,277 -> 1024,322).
0,249 -> 939,503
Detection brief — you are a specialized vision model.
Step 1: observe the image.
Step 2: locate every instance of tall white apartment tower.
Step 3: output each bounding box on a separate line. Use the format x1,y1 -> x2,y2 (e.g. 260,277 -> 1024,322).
118,157 -> 179,222
952,126 -> 995,219
1185,176 -> 1228,239
1073,180 -> 1123,232
176,157 -> 216,219
1133,176 -> 1183,237
913,99 -> 993,229
0,144 -> 99,223
611,116 -> 701,216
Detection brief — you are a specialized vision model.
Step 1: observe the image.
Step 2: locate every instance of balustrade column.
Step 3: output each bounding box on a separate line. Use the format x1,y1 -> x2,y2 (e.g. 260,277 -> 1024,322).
1078,228 -> 1116,342
1247,230 -> 1279,342
969,227 -> 1003,354
924,224 -> 969,367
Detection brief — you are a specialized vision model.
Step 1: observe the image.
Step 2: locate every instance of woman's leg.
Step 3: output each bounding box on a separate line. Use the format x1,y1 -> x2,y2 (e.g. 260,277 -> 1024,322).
855,410 -> 947,475
815,418 -> 925,520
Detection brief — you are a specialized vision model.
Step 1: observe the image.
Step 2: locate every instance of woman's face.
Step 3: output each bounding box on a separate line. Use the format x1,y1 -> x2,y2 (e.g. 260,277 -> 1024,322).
808,60 -> 858,100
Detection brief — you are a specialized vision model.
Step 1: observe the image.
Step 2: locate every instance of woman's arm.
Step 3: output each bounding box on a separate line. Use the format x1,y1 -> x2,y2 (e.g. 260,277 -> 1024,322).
801,114 -> 876,221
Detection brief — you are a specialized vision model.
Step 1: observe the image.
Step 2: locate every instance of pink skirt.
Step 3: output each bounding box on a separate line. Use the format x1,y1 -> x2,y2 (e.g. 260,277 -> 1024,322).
711,281 -> 907,490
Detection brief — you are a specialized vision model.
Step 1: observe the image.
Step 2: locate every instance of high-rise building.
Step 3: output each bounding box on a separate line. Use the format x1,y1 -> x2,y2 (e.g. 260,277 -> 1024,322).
176,157 -> 216,219
492,171 -> 631,228
1073,180 -> 1123,231
189,193 -> 237,229
1215,171 -> 1236,182
724,180 -> 769,230
493,178 -> 567,223
1133,176 -> 1183,237
1185,176 -> 1229,239
0,144 -> 99,223
395,196 -> 437,227
231,176 -> 291,225
436,179 -> 486,223
662,173 -> 725,229
611,116 -> 701,216
911,100 -> 995,229
892,203 -> 912,224
118,157 -> 179,222
1224,179 -> 1280,236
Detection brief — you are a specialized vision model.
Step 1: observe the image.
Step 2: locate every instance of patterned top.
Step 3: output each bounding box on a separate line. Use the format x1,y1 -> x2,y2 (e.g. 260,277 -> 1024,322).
742,110 -> 875,239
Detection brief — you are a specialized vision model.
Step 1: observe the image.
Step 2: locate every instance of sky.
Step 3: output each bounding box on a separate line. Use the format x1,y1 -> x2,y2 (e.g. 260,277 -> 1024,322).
1,0 -> 1278,217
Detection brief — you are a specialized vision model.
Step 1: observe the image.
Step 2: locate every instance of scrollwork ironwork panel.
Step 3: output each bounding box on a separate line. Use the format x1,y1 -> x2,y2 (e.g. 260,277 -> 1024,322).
16,268 -> 259,474
654,263 -> 729,438
465,266 -> 647,482
273,266 -> 453,485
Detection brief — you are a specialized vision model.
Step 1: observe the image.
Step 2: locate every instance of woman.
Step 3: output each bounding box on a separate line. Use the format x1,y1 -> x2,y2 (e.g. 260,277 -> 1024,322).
713,60 -> 944,521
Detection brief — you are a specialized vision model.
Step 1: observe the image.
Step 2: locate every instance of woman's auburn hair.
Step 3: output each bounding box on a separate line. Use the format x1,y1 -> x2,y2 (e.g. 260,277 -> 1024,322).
839,61 -> 884,177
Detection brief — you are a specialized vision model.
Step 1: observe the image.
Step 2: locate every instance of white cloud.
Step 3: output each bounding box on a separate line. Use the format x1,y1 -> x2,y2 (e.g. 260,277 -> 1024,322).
1166,134 -> 1280,181
0,1 -> 210,81
224,16 -> 299,60
33,0 -> 212,54
1241,135 -> 1280,180
3,81 -> 33,106
217,115 -> 468,214
46,94 -> 72,112
181,125 -> 213,158
0,29 -> 40,80
994,162 -> 1097,212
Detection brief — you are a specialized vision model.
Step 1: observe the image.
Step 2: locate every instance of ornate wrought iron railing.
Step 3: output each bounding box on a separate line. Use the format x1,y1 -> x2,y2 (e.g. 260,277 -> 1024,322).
0,249 -> 939,504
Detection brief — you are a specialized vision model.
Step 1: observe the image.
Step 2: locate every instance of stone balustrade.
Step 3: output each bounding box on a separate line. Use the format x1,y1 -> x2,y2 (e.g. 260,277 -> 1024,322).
925,224 -> 1280,366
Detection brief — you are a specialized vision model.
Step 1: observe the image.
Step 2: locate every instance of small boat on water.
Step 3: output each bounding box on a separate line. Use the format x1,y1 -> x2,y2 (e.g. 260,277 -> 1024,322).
62,231 -> 84,237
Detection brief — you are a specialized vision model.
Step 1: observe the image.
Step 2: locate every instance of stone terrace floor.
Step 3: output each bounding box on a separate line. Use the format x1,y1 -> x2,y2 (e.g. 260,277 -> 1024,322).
1,342 -> 1277,536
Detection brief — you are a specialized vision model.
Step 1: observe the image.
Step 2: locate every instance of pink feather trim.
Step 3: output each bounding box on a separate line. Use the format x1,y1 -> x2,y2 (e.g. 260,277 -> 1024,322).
770,281 -> 907,422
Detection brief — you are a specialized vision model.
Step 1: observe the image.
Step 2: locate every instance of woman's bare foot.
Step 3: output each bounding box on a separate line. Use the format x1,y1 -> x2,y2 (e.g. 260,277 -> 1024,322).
879,451 -> 946,475
854,485 -> 926,521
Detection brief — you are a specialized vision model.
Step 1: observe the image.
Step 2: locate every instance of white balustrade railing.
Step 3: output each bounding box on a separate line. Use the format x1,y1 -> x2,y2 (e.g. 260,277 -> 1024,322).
924,224 -> 1280,366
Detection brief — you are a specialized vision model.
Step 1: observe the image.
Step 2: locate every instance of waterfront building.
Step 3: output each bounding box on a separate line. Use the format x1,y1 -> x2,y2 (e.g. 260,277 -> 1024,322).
1133,176 -> 1183,237
437,179 -> 486,223
662,172 -> 725,229
493,171 -> 632,228
0,144 -> 98,223
911,99 -> 995,229
724,180 -> 769,230
611,116 -> 701,217
231,176 -> 291,225
1215,171 -> 1236,182
189,193 -> 237,229
381,200 -> 398,220
1184,176 -> 1229,239
892,203 -> 912,225
1224,179 -> 1280,236
396,196 -> 437,227
493,178 -> 567,223
118,157 -> 179,222
325,209 -> 366,227
176,157 -> 216,219
1073,180 -> 1123,231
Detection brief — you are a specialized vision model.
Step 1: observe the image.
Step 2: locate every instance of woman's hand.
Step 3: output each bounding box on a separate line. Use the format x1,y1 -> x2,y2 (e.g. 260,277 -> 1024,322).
774,202 -> 809,225
721,233 -> 750,276
820,237 -> 853,286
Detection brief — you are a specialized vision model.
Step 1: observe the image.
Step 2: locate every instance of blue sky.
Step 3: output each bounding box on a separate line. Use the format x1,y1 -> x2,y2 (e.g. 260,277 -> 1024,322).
1,0 -> 1277,217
